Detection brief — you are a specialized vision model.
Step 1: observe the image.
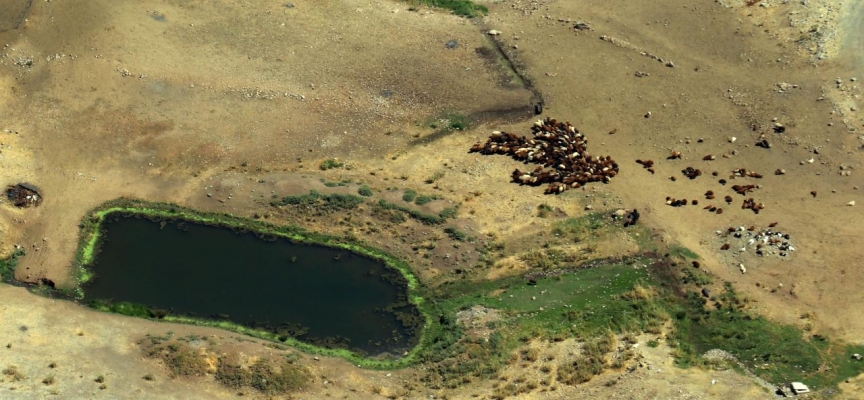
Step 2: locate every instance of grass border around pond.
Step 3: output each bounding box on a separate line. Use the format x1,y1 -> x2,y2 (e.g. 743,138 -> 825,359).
72,197 -> 430,369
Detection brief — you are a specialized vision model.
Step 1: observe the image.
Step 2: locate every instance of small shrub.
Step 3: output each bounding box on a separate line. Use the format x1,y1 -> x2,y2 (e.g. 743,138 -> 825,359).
2,366 -> 24,381
95,375 -> 105,383
319,159 -> 344,170
520,348 -> 540,362
449,114 -> 469,130
537,203 -> 554,218
142,340 -> 209,377
142,373 -> 155,381
444,227 -> 467,242
425,171 -> 446,184
415,195 -> 435,205
358,185 -> 373,197
321,179 -> 349,187
439,207 -> 458,219
402,189 -> 417,202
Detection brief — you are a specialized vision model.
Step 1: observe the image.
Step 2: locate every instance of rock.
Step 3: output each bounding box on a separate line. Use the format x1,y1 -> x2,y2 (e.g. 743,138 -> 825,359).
573,22 -> 591,31
773,123 -> 786,133
728,136 -> 737,143
585,205 -> 593,210
853,353 -> 862,360
665,61 -> 675,68
847,201 -> 856,206
488,30 -> 502,36
445,39 -> 458,49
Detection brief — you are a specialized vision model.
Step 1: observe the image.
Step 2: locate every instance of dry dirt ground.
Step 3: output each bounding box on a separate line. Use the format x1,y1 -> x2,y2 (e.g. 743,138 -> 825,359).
1,0 -> 863,399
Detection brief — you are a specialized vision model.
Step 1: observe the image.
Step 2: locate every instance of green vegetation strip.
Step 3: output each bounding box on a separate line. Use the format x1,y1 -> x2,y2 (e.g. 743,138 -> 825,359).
72,198 -> 430,369
406,0 -> 487,17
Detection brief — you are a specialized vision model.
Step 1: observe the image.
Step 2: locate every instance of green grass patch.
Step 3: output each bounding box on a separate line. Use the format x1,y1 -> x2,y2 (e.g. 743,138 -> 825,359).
447,114 -> 469,130
669,244 -> 699,260
0,249 -> 25,282
418,262 -> 657,388
667,283 -> 864,389
680,267 -> 713,286
553,213 -> 610,243
422,257 -> 864,389
406,0 -> 488,17
89,300 -> 154,319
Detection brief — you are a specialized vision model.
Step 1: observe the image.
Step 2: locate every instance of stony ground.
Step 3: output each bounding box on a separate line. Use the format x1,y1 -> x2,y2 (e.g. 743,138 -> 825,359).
1,0 -> 863,399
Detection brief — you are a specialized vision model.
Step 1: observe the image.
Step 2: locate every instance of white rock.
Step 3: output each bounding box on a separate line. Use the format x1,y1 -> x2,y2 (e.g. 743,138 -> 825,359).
488,30 -> 502,36
847,201 -> 856,206
728,136 -> 737,143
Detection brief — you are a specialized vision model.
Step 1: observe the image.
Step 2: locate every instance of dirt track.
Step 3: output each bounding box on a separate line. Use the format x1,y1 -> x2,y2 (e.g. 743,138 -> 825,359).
1,0 -> 863,398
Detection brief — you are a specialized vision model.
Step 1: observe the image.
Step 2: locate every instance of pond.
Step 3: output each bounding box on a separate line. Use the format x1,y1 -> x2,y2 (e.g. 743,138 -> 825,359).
82,213 -> 421,356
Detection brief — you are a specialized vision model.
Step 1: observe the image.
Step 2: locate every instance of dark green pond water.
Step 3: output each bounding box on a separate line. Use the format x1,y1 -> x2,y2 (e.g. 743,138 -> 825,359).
83,214 -> 421,356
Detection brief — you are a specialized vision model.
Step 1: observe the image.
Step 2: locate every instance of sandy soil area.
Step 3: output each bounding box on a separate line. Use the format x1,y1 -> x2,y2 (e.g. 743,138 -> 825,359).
1,0 -> 863,398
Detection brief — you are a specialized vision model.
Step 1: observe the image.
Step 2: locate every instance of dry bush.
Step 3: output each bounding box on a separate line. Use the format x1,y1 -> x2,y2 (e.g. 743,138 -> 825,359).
142,340 -> 210,377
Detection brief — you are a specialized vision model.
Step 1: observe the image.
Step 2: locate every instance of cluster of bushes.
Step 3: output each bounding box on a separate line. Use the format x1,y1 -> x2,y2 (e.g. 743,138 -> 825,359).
556,332 -> 617,385
216,355 -> 310,394
272,190 -> 364,211
377,199 -> 457,225
140,337 -> 310,395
